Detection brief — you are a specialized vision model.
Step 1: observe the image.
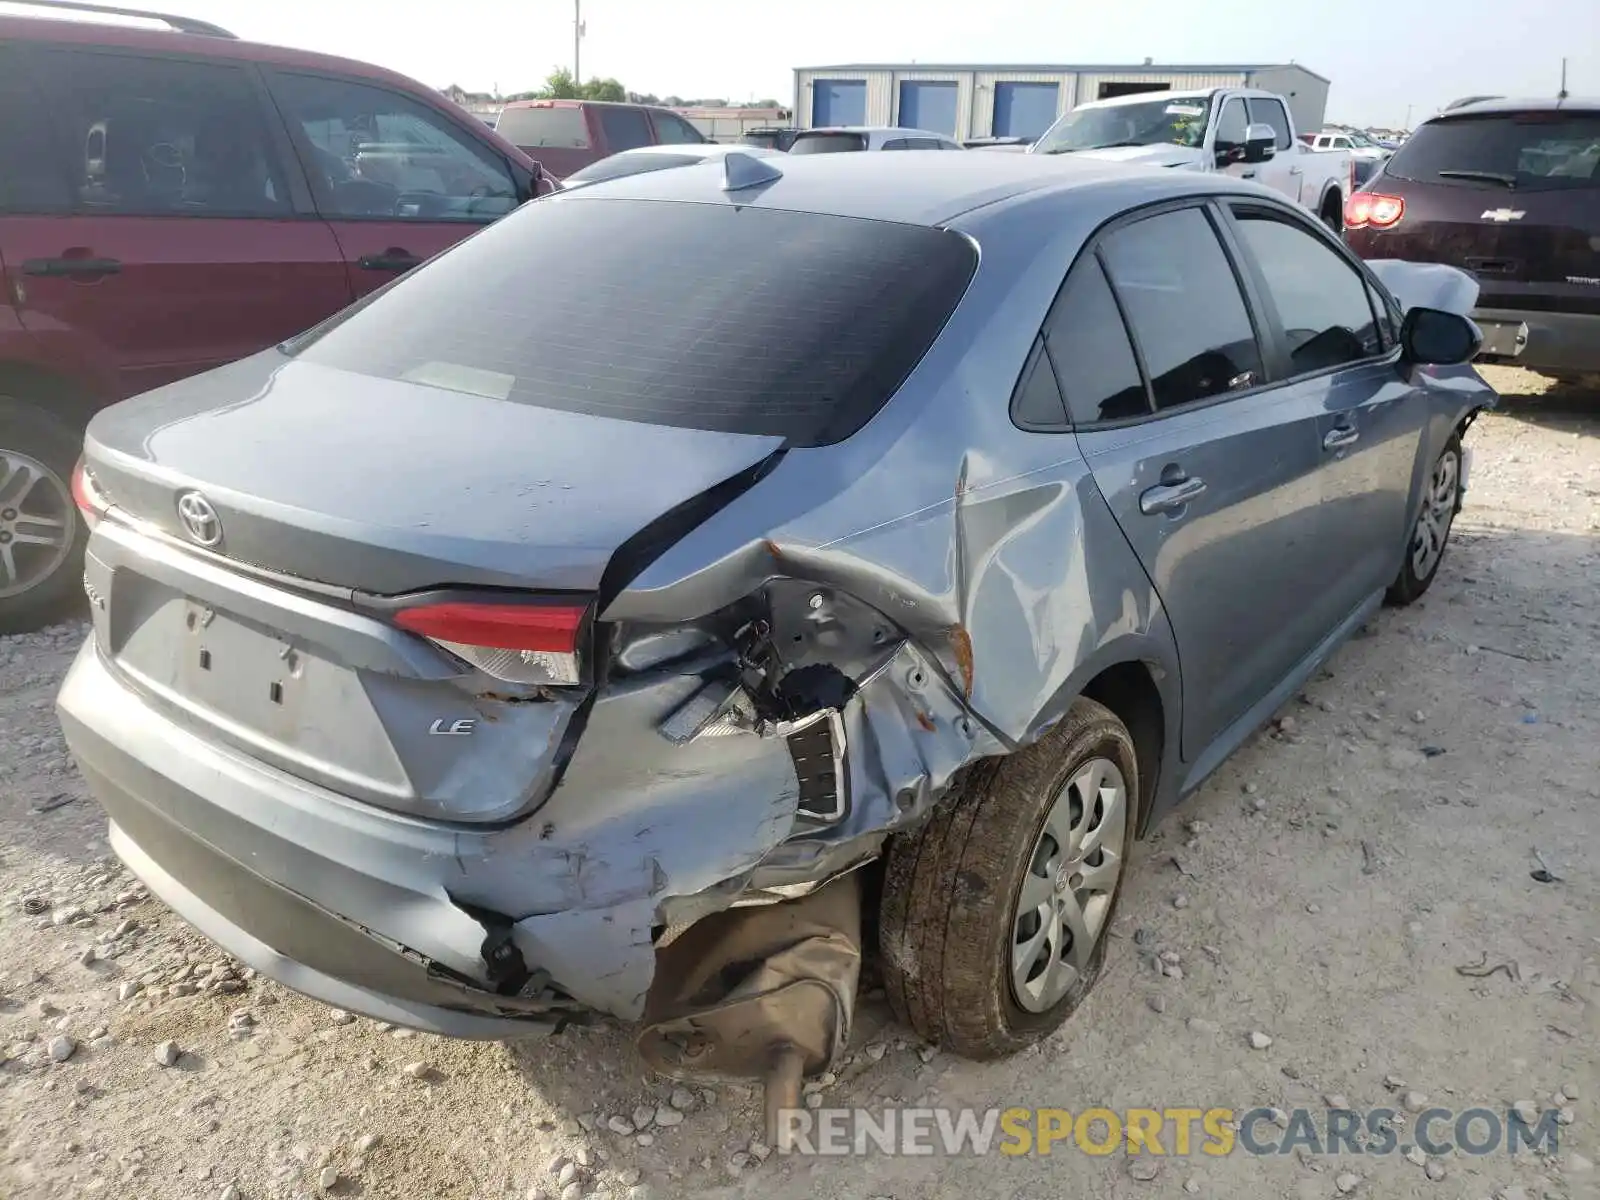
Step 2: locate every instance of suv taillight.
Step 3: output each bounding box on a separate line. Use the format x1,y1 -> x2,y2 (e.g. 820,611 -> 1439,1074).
393,599 -> 591,686
1345,191 -> 1405,230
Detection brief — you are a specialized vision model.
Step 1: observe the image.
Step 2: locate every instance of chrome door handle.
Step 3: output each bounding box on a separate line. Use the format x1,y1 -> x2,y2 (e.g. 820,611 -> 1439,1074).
1289,165 -> 1303,176
1323,425 -> 1360,451
1139,476 -> 1207,514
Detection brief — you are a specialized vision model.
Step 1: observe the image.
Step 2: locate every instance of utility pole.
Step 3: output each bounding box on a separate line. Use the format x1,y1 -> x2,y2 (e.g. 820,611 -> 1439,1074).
1559,57 -> 1569,100
1404,103 -> 1413,130
573,0 -> 584,84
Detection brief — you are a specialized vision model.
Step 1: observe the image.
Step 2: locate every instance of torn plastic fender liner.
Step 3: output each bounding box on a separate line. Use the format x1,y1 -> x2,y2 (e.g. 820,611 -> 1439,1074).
637,870 -> 862,1138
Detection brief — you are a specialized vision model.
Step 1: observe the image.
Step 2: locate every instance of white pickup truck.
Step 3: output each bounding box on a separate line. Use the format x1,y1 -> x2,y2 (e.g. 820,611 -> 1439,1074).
1029,87 -> 1355,231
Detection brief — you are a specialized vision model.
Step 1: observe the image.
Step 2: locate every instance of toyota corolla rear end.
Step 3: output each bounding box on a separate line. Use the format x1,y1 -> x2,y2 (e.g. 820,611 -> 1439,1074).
56,185 -> 981,1040
1344,100 -> 1600,376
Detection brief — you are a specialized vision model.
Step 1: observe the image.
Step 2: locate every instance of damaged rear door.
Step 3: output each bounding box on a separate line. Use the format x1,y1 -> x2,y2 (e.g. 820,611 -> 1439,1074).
1061,203 -> 1329,760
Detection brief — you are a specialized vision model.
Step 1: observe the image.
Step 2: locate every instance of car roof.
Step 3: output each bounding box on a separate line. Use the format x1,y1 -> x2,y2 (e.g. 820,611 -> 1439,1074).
1433,96 -> 1600,118
798,126 -> 952,138
0,9 -> 430,91
553,148 -> 1258,228
603,144 -> 780,160
500,97 -> 682,112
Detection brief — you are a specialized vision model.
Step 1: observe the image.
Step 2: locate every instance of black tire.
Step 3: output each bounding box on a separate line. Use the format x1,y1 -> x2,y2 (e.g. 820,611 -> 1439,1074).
0,398 -> 87,635
1322,193 -> 1344,235
879,697 -> 1139,1059
1386,434 -> 1462,607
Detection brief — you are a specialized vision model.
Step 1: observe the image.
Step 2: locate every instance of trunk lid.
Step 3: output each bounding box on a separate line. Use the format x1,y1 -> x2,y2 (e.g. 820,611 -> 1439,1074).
84,350 -> 784,595
81,352 -> 781,824
1362,108 -> 1600,313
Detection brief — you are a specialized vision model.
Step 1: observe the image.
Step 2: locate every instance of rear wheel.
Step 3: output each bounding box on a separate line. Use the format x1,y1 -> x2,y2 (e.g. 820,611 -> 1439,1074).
1386,435 -> 1461,606
1321,192 -> 1344,235
0,398 -> 87,634
879,697 -> 1138,1058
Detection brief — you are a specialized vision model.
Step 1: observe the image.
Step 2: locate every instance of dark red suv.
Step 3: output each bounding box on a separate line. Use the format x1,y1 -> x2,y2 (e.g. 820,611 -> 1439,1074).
0,1 -> 553,632
493,99 -> 710,179
1344,97 -> 1600,385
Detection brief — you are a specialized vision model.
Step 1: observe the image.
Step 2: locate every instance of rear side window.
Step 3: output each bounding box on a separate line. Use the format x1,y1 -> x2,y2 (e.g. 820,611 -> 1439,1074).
292,199 -> 977,446
1246,97 -> 1293,151
652,112 -> 705,145
1231,210 -> 1383,374
1100,208 -> 1264,412
0,49 -> 73,212
1042,257 -> 1149,424
597,106 -> 652,151
1386,113 -> 1600,190
790,133 -> 867,154
17,48 -> 290,218
496,105 -> 590,148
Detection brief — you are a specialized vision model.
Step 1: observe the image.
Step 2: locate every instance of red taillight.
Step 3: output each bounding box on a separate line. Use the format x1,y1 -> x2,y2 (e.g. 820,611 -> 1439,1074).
70,460 -> 107,528
392,600 -> 590,686
1345,191 -> 1405,230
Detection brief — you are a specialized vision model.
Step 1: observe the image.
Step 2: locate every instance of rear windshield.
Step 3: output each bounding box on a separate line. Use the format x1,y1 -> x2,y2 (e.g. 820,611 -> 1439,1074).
739,132 -> 784,149
1386,113 -> 1600,191
291,198 -> 977,447
790,132 -> 868,154
496,105 -> 590,149
564,152 -> 701,185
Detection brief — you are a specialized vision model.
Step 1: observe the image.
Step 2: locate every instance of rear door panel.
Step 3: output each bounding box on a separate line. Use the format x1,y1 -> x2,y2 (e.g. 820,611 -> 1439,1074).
5,47 -> 351,398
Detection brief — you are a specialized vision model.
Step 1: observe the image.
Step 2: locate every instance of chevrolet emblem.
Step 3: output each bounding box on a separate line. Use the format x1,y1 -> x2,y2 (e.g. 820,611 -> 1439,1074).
1481,208 -> 1526,222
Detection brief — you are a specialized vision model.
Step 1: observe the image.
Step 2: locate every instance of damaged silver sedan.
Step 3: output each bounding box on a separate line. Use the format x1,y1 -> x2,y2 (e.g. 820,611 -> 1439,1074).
58,150 -> 1495,1104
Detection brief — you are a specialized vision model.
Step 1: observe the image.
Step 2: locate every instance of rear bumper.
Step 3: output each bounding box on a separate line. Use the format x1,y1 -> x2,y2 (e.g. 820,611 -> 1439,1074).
1473,306 -> 1600,373
57,638 -> 808,1030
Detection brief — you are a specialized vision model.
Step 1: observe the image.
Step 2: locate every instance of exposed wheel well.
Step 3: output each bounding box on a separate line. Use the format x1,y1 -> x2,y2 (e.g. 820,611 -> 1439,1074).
1078,660 -> 1165,836
0,362 -> 100,432
1320,189 -> 1344,229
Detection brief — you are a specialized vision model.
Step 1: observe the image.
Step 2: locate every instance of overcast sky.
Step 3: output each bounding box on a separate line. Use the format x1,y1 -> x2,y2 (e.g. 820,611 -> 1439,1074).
5,0 -> 1595,128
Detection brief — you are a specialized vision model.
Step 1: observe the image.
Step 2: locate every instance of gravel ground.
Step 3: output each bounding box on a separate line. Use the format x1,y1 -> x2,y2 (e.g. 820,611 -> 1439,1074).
1,366 -> 1596,1200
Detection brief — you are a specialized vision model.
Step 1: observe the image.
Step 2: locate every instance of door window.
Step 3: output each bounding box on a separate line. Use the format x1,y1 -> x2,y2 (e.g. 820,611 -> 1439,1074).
881,139 -> 912,151
1042,257 -> 1150,424
1099,208 -> 1264,413
271,72 -> 517,221
1246,97 -> 1293,151
597,106 -> 652,151
1214,98 -> 1248,151
1010,338 -> 1069,427
1231,209 -> 1383,374
652,111 -> 705,145
21,49 -> 289,217
0,51 -> 73,212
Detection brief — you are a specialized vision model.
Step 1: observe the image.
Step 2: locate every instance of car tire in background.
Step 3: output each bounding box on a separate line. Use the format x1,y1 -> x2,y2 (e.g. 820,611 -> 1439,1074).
0,397 -> 86,634
1386,434 -> 1463,607
879,697 -> 1138,1058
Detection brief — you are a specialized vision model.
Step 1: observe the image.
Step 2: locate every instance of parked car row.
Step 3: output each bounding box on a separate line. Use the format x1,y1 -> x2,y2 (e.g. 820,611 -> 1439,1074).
1342,94 -> 1600,385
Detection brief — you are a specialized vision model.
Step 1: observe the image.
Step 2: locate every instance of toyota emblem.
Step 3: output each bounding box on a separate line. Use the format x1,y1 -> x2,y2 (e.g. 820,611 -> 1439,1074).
175,491 -> 222,548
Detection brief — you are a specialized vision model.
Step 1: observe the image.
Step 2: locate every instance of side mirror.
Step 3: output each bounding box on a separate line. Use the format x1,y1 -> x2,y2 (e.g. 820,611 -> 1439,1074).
1243,122 -> 1277,163
1400,307 -> 1482,366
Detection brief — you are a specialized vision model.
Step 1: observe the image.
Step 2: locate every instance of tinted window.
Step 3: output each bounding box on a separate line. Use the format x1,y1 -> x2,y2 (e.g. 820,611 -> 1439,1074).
1385,113 -> 1600,191
293,199 -> 977,447
0,50 -> 73,212
1011,339 -> 1068,427
1233,211 -> 1382,374
1043,258 -> 1149,424
22,49 -> 289,217
910,138 -> 944,150
597,106 -> 652,152
653,111 -> 704,145
1247,97 -> 1293,151
1215,98 -> 1248,149
881,139 -> 911,150
1100,208 -> 1263,412
564,152 -> 702,185
790,133 -> 867,154
495,105 -> 590,148
272,73 -> 516,221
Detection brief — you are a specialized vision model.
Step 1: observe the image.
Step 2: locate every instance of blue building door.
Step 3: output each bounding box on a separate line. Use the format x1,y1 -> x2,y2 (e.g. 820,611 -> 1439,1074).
993,82 -> 1060,138
898,81 -> 958,135
812,79 -> 866,127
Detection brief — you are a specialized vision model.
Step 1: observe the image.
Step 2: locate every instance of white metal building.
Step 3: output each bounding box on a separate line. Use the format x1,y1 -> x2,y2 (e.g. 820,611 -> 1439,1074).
792,62 -> 1330,142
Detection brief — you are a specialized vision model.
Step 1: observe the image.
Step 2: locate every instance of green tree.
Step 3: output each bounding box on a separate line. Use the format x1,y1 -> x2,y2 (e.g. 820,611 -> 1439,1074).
584,77 -> 626,102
